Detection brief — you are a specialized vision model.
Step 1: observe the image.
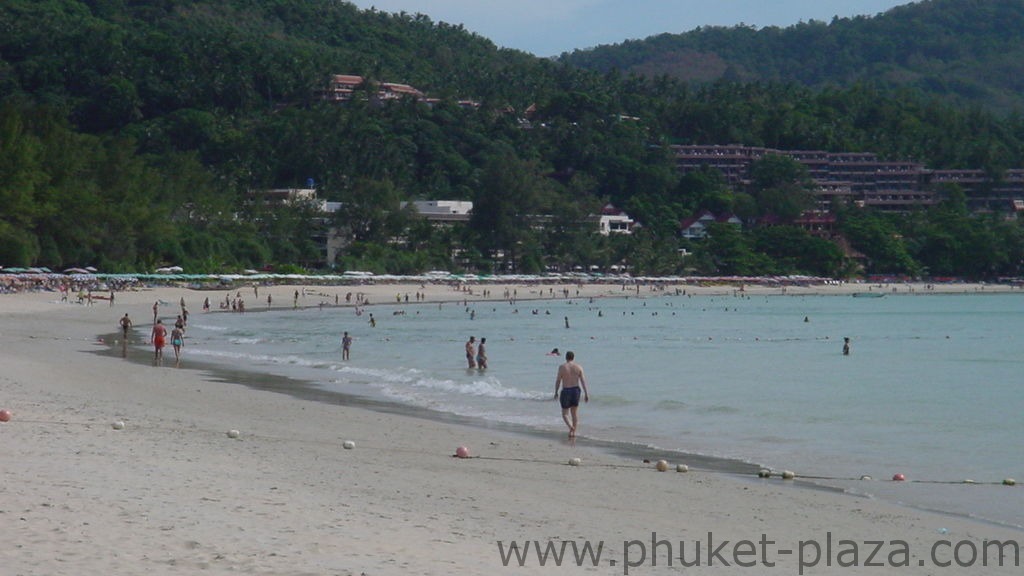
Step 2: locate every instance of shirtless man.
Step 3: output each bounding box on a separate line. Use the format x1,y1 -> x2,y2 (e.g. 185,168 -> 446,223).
119,313 -> 133,338
151,319 -> 168,366
554,351 -> 589,437
119,313 -> 133,357
465,336 -> 476,369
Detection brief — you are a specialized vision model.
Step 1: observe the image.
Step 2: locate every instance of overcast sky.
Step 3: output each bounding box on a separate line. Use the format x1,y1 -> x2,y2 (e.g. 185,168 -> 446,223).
348,1 -> 913,57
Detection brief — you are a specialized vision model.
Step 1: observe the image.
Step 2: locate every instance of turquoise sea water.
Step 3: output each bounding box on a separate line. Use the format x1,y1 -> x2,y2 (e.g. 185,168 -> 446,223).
182,290 -> 1024,528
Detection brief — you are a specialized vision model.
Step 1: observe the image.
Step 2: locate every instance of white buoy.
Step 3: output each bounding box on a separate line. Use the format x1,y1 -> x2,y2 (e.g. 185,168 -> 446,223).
962,479 -> 976,484
781,470 -> 796,480
655,460 -> 669,472
569,457 -> 582,466
226,429 -> 240,439
860,475 -> 873,481
343,440 -> 355,450
112,421 -> 125,430
1004,478 -> 1017,486
675,464 -> 689,473
758,469 -> 772,478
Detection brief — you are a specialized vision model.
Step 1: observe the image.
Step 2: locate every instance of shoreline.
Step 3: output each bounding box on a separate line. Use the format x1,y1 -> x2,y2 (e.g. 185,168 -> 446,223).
98,326 -> 767,478
101,296 -> 1023,533
109,286 -> 1024,526
2,284 -> 1023,574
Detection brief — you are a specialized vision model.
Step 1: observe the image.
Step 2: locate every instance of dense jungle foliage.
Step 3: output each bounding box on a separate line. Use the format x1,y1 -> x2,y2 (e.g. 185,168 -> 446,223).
1,0 -> 1023,278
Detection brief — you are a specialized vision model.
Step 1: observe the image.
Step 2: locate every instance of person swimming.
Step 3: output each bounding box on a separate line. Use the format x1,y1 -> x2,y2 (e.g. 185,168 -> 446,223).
547,348 -> 560,356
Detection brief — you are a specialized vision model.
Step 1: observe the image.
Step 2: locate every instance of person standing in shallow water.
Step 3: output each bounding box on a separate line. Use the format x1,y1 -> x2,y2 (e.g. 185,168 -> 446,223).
554,351 -> 589,437
476,337 -> 487,370
843,337 -> 851,356
341,331 -> 352,361
465,336 -> 476,369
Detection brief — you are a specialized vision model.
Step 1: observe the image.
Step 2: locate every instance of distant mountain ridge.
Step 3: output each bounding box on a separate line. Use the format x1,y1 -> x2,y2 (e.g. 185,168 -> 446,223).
560,0 -> 1024,113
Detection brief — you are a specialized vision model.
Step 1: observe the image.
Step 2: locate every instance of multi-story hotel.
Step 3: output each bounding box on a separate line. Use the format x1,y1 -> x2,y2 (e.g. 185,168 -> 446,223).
672,145 -> 1024,213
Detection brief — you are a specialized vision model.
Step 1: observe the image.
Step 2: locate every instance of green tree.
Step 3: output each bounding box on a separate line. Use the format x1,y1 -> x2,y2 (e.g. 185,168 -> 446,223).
700,222 -> 773,275
469,147 -> 552,272
748,154 -> 815,221
839,208 -> 920,275
753,225 -> 845,276
333,178 -> 408,244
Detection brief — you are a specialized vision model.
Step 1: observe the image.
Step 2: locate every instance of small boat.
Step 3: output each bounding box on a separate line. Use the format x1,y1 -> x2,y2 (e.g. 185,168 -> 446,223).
851,292 -> 885,298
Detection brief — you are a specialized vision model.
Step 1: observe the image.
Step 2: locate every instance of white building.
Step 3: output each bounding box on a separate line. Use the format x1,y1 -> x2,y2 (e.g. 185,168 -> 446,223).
402,200 -> 473,223
256,188 -> 318,204
679,211 -> 742,239
596,204 -> 635,235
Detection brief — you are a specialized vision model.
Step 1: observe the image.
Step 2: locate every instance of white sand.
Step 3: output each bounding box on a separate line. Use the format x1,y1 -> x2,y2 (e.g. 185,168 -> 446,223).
1,283 -> 1020,575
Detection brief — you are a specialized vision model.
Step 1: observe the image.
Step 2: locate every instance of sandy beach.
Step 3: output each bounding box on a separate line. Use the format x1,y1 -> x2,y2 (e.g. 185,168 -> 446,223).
1,281 -> 1021,575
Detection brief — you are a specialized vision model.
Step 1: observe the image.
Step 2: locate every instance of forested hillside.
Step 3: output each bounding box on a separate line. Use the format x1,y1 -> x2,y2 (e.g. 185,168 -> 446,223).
1,0 -> 1023,278
562,0 -> 1024,114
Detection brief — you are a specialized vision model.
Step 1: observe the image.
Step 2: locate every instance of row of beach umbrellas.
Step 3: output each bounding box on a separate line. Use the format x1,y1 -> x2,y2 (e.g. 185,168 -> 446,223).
0,266 -> 97,274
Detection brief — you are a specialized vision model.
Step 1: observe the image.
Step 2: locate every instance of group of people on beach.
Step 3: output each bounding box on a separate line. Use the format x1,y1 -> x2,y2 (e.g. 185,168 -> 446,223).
334,331 -> 587,437
332,325 -> 589,436
464,336 -> 488,370
465,335 -> 589,437
124,285 -> 593,438
126,298 -> 188,367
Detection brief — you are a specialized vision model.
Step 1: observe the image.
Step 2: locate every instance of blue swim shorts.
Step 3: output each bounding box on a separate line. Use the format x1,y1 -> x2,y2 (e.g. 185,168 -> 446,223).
559,387 -> 581,409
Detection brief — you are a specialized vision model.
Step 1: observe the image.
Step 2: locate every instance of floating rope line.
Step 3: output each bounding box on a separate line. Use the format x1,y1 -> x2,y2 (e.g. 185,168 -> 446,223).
471,454 -> 651,470
762,470 -> 1017,486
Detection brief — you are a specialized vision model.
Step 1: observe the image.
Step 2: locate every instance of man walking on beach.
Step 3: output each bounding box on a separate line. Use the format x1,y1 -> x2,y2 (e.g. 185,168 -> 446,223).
119,313 -> 132,358
554,351 -> 589,437
151,319 -> 167,366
